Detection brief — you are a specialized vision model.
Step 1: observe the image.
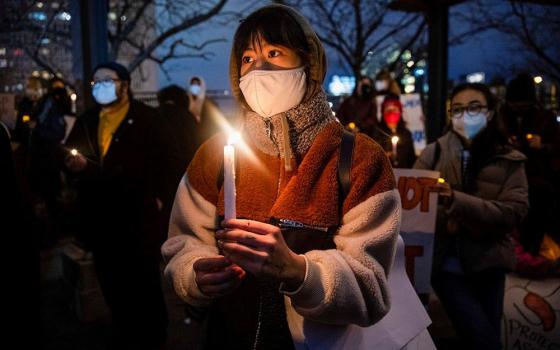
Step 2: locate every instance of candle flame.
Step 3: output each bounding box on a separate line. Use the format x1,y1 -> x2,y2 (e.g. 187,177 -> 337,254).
348,122 -> 356,130
70,149 -> 78,156
438,177 -> 445,184
228,132 -> 241,146
22,115 -> 30,123
526,133 -> 533,140
391,135 -> 399,144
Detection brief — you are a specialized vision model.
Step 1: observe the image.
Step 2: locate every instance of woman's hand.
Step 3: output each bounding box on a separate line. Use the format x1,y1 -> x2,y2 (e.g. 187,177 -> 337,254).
216,219 -> 306,290
429,182 -> 454,208
65,153 -> 87,172
193,256 -> 246,297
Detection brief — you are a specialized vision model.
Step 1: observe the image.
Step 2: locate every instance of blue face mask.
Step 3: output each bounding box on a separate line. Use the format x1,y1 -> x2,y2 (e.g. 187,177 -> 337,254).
92,81 -> 118,105
452,113 -> 488,140
189,84 -> 201,96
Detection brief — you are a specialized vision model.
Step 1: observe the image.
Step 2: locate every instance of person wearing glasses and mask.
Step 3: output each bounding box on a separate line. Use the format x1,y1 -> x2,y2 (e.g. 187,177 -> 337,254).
162,5 -> 436,350
414,83 -> 529,350
64,62 -> 171,349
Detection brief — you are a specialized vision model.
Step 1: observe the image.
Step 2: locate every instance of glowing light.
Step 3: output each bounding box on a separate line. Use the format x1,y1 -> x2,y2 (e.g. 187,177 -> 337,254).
534,76 -> 543,84
228,132 -> 241,146
22,115 -> 30,123
348,122 -> 356,130
406,60 -> 415,68
404,84 -> 415,93
391,136 -> 400,145
438,178 -> 445,184
70,93 -> 77,101
70,149 -> 78,156
526,134 -> 533,140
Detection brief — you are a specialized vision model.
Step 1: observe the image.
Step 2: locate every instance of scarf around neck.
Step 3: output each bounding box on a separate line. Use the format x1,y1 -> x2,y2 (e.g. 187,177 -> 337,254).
242,90 -> 335,164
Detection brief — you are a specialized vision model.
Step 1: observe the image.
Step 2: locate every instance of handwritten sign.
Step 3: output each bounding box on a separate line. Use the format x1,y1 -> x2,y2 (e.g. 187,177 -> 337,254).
394,168 -> 439,295
502,274 -> 560,350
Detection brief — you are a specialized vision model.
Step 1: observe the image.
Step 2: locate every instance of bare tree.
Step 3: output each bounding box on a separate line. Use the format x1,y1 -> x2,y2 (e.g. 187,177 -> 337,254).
458,0 -> 560,82
1,0 -> 231,85
283,0 -> 424,80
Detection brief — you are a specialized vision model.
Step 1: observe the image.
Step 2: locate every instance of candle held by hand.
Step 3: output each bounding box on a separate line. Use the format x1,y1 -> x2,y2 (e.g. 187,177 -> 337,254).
224,133 -> 240,220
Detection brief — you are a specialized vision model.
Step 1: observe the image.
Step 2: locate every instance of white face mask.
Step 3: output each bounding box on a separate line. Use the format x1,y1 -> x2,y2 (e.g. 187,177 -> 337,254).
375,80 -> 389,91
189,84 -> 201,96
92,81 -> 118,105
239,67 -> 306,118
452,113 -> 488,140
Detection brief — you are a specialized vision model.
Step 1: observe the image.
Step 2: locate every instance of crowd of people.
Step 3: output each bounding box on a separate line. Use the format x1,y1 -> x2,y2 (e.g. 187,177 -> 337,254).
2,3 -> 559,350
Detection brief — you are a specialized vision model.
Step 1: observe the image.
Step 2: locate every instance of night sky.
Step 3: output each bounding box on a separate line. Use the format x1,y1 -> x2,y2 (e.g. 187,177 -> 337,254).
159,1 -> 526,91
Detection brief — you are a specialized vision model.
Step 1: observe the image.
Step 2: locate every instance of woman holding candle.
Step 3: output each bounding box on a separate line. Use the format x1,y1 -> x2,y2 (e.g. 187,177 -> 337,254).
162,5 -> 430,349
414,83 -> 529,350
371,94 -> 416,168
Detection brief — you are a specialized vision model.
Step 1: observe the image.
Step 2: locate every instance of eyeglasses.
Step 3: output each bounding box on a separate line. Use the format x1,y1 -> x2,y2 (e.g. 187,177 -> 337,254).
90,78 -> 120,87
449,103 -> 489,119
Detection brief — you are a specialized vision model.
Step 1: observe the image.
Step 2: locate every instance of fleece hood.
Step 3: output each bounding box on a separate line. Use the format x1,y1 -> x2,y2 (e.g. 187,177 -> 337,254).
229,4 -> 327,111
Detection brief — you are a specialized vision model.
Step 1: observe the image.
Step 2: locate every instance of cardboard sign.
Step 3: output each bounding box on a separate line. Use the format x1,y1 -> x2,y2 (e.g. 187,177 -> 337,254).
502,274 -> 560,350
377,93 -> 426,156
394,168 -> 439,295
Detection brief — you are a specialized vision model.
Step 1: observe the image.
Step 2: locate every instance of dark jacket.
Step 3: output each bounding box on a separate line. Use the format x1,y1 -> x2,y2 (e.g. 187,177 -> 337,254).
371,122 -> 416,168
65,99 -> 172,256
414,131 -> 529,273
336,95 -> 377,137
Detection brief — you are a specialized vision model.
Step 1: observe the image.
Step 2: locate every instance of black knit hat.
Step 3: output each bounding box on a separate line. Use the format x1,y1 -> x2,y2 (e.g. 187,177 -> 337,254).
93,61 -> 131,82
505,73 -> 536,103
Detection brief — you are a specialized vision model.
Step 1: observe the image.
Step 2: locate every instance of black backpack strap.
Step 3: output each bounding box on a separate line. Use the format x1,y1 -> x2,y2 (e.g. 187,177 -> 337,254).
431,140 -> 441,170
338,130 -> 355,212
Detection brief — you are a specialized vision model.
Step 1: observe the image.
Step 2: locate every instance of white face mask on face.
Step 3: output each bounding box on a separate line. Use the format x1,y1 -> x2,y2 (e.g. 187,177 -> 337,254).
239,67 -> 306,118
375,80 -> 389,91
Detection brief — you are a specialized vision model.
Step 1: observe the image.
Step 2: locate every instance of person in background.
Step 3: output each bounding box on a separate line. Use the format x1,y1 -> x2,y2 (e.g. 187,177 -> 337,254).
372,94 -> 416,168
13,76 -> 46,145
414,83 -> 529,350
335,75 -> 378,137
187,75 -> 220,147
374,69 -> 401,97
501,73 -> 560,256
64,62 -> 169,350
28,77 -> 70,246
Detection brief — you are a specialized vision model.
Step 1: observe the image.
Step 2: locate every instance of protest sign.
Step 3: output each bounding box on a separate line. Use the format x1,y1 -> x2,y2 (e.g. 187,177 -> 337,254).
394,168 -> 439,296
502,274 -> 560,350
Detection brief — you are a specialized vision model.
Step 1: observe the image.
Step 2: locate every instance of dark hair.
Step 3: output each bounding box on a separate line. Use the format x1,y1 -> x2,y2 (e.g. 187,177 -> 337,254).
506,73 -> 536,103
157,84 -> 189,108
450,83 -> 509,193
232,7 -> 310,74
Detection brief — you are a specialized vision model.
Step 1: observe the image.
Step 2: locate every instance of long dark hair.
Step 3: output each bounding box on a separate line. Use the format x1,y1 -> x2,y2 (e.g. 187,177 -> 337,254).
450,83 -> 510,192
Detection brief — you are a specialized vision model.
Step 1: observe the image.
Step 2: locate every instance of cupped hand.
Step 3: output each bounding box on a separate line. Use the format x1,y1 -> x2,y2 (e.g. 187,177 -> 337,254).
193,256 -> 246,297
216,219 -> 306,290
65,153 -> 87,172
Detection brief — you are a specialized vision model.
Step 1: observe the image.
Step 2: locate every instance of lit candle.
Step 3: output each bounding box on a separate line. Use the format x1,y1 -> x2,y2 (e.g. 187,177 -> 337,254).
70,148 -> 79,156
526,133 -> 533,140
438,177 -> 445,184
70,93 -> 77,114
391,135 -> 399,164
224,133 -> 239,220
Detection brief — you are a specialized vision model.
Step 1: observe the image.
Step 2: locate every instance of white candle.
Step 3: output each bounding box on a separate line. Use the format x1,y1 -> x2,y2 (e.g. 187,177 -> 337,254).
391,135 -> 399,164
224,137 -> 237,220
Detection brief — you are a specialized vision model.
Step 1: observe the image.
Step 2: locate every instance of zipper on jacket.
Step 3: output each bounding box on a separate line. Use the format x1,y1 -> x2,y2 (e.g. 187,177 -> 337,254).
277,218 -> 329,232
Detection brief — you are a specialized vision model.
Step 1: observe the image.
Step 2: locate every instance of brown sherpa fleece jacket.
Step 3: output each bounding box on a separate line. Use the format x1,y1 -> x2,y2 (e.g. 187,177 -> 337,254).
162,120 -> 402,332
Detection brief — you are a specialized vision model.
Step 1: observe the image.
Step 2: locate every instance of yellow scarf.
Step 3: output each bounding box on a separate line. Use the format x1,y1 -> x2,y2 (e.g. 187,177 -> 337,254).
98,101 -> 130,158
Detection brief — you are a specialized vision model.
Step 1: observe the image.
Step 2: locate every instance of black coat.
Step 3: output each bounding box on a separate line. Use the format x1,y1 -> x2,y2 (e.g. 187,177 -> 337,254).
65,99 -> 172,257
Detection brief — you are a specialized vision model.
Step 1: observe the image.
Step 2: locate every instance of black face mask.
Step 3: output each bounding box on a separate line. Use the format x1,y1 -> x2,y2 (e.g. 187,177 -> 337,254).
360,84 -> 373,98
